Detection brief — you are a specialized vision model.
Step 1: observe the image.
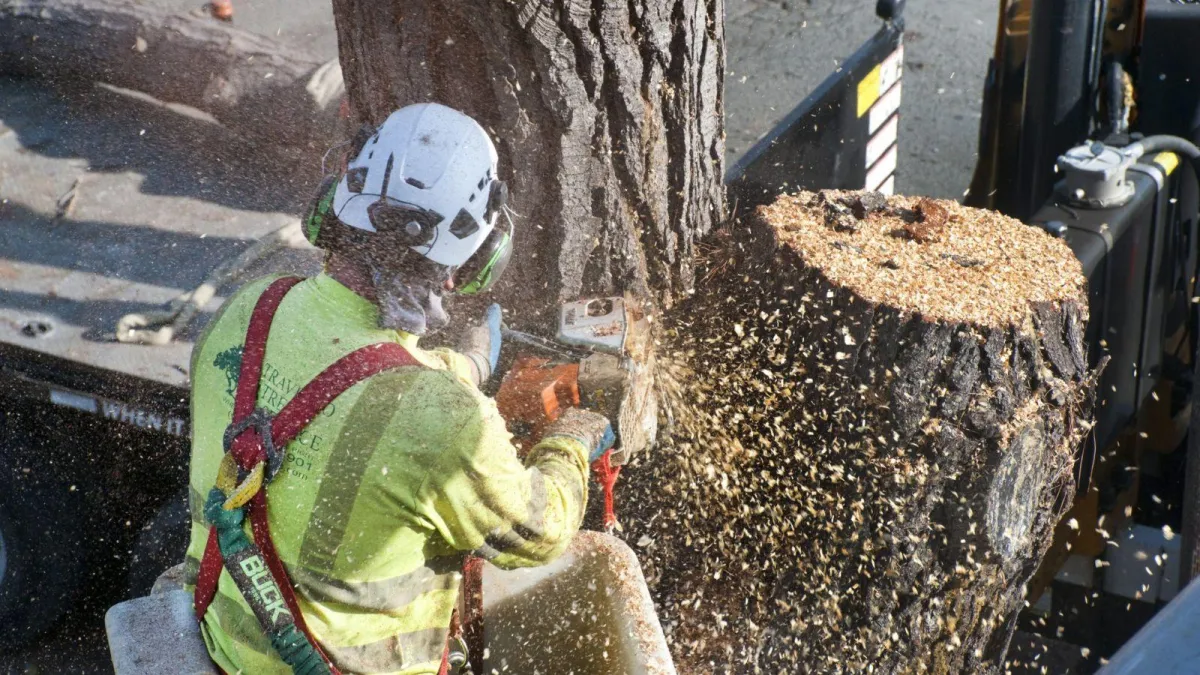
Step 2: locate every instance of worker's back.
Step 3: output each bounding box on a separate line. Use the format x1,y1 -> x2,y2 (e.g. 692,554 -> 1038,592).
185,273 -> 503,675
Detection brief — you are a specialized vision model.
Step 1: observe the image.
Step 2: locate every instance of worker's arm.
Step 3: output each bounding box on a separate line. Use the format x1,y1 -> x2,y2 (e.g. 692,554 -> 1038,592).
454,303 -> 503,386
423,303 -> 499,386
424,347 -> 480,386
416,376 -> 591,569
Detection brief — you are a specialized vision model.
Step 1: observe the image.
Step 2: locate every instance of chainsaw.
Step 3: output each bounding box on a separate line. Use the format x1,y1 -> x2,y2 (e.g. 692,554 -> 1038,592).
496,295 -> 657,529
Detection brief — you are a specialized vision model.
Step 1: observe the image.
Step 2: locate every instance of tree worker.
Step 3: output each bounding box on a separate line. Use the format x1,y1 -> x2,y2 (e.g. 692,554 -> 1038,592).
183,102 -> 614,675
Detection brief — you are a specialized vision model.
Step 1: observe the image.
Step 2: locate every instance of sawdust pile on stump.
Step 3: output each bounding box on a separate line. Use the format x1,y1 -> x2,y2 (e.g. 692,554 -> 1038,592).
620,190 -> 1098,674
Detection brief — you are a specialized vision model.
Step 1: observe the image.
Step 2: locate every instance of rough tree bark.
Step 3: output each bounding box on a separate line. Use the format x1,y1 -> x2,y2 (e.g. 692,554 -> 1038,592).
0,0 -> 344,148
330,0 -> 725,317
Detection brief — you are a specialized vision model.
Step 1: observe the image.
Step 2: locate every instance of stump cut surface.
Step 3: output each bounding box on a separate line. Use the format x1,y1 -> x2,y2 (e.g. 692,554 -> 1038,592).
764,190 -> 1086,327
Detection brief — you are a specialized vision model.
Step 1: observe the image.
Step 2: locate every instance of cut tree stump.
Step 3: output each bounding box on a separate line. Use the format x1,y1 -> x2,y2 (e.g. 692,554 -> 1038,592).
625,190 -> 1097,673
0,0 -> 343,149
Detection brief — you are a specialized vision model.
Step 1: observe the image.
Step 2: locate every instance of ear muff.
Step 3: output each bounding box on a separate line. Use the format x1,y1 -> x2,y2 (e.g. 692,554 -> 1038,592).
455,227 -> 513,295
304,174 -> 340,246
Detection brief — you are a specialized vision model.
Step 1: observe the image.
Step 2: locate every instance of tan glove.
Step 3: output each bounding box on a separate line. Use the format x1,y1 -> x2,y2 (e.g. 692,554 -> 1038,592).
543,408 -> 616,462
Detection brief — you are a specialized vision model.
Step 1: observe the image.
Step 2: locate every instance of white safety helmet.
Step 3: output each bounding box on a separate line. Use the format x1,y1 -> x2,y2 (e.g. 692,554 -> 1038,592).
328,103 -> 512,291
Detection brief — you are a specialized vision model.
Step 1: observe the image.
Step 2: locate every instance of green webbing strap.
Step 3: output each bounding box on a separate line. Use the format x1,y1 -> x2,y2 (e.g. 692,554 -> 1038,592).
204,489 -> 332,675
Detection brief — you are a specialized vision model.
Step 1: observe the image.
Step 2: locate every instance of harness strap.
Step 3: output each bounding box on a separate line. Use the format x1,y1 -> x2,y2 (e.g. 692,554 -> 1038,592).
196,275 -> 301,621
195,276 -> 424,675
233,277 -> 301,422
461,555 -> 486,675
239,342 -> 423,675
267,342 -> 422,452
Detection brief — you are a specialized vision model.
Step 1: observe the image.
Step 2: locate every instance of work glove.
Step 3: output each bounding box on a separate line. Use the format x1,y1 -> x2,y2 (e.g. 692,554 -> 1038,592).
460,303 -> 503,385
544,408 -> 616,462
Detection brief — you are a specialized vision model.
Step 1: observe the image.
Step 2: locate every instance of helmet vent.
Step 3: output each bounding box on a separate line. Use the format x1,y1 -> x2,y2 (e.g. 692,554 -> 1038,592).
405,177 -> 427,189
448,208 -> 480,239
346,167 -> 367,193
379,155 -> 396,196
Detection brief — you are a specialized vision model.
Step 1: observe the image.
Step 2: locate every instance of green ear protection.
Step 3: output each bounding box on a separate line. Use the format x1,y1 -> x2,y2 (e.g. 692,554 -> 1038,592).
455,226 -> 513,295
305,125 -> 374,247
303,174 -> 339,247
456,179 -> 513,295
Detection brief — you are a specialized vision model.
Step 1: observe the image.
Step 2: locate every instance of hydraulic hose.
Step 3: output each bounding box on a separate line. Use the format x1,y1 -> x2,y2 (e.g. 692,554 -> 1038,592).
115,219 -> 311,345
1130,135 -> 1200,181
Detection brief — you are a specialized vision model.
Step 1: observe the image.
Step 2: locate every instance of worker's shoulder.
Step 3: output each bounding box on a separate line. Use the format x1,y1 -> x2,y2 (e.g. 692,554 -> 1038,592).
365,366 -> 494,437
229,274 -> 297,310
207,274 -> 291,331
193,275 -> 292,360
369,363 -> 485,411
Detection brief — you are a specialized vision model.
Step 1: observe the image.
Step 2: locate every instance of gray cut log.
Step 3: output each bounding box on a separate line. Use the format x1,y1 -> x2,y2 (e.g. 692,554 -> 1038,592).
621,212 -> 1096,673
0,0 -> 344,148
331,0 -> 726,311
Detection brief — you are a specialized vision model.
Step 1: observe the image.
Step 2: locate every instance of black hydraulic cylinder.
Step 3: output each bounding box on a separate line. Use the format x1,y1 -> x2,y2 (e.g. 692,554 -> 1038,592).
1012,0 -> 1101,221
875,0 -> 905,21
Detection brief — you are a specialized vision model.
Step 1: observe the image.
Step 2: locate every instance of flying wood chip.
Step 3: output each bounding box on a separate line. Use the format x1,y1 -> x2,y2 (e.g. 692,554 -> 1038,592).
904,198 -> 949,243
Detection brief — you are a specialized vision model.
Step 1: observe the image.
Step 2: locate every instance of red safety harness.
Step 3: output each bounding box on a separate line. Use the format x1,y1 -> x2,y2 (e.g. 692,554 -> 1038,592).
193,276 -> 483,675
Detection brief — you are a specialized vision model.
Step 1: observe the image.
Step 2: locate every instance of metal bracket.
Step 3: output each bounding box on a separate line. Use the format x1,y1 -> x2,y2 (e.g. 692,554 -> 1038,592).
222,408 -> 283,482
876,0 -> 906,21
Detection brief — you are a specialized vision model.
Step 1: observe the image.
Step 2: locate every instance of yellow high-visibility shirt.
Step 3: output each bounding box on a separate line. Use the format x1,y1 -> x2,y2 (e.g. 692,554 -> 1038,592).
184,273 -> 589,675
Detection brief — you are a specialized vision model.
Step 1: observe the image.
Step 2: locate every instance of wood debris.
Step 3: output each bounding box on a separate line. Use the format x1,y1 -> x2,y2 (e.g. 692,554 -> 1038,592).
904,198 -> 949,243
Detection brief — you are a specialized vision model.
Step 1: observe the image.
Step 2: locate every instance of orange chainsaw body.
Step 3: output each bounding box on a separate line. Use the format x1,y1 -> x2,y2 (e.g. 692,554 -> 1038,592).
495,356 -> 581,447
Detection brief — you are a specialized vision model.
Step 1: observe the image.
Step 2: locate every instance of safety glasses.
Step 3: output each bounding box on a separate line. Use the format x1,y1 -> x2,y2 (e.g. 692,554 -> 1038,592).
455,227 -> 512,295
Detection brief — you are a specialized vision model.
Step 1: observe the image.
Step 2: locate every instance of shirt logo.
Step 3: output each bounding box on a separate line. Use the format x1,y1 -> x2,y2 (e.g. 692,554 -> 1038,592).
213,346 -> 244,398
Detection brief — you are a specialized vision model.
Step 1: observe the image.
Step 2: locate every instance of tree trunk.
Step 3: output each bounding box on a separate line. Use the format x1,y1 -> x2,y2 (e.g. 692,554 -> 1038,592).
621,191 -> 1096,673
0,0 -> 344,148
330,0 -> 725,317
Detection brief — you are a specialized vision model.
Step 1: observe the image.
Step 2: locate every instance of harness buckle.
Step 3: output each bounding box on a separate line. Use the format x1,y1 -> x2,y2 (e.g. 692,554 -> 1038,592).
447,635 -> 471,674
223,408 -> 284,483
